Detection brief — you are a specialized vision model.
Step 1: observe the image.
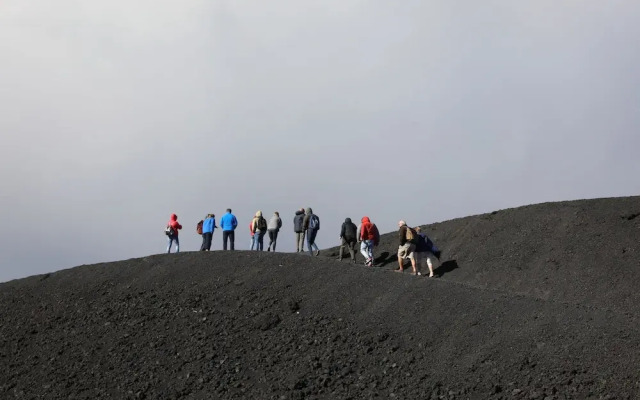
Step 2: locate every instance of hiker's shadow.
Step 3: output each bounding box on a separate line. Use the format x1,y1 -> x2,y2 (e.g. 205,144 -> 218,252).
375,252 -> 395,267
433,260 -> 459,277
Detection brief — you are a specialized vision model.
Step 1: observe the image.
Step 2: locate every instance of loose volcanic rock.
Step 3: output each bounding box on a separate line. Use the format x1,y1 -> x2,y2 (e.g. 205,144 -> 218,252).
1,196 -> 640,399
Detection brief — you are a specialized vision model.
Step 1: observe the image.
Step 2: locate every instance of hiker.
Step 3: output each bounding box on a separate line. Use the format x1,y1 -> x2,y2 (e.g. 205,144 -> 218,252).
267,211 -> 282,251
338,217 -> 358,263
415,226 -> 441,277
249,220 -> 255,250
251,211 -> 268,251
397,220 -> 418,275
165,213 -> 182,253
359,216 -> 379,267
293,208 -> 305,252
303,207 -> 320,256
200,214 -> 216,251
220,208 -> 238,250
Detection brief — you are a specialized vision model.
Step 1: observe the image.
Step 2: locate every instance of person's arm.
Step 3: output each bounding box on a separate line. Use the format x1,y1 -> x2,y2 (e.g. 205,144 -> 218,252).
357,224 -> 362,241
278,218 -> 282,230
303,215 -> 309,230
232,216 -> 238,229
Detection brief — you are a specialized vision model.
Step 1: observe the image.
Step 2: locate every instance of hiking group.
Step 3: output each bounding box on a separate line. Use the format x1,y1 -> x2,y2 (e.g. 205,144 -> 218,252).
165,210 -> 441,276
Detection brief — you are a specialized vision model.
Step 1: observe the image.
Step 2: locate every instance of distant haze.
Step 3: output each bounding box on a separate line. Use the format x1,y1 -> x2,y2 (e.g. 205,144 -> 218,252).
1,1 -> 639,282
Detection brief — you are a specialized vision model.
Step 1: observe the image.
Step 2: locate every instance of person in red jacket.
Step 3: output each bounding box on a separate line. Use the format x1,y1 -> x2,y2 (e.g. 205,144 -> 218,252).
166,213 -> 183,253
358,216 -> 379,267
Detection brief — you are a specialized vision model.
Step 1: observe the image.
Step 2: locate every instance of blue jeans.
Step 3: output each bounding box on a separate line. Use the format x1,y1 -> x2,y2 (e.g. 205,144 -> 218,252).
250,235 -> 255,250
254,231 -> 265,251
167,235 -> 179,253
360,240 -> 374,261
307,229 -> 319,255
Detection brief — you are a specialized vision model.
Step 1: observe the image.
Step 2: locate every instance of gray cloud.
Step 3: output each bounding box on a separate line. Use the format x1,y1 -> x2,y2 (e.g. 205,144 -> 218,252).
1,0 -> 639,281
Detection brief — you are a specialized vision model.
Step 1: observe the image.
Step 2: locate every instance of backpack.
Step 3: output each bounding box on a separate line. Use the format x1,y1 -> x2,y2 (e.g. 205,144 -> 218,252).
257,217 -> 267,231
309,214 -> 319,230
196,220 -> 203,235
165,225 -> 175,236
405,226 -> 417,242
372,224 -> 380,246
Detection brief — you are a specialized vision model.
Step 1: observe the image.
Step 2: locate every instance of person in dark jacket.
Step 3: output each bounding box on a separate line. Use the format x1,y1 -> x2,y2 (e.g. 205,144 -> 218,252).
303,207 -> 320,256
293,208 -> 305,252
267,211 -> 282,252
166,213 -> 183,253
338,217 -> 358,262
415,226 -> 441,277
219,209 -> 238,250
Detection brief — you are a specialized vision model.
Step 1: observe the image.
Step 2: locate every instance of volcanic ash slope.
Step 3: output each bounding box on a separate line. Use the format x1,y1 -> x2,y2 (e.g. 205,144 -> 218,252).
2,196 -> 640,399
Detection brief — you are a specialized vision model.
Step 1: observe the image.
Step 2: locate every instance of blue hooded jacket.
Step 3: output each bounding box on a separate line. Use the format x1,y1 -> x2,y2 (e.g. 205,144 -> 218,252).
203,217 -> 216,234
220,212 -> 238,231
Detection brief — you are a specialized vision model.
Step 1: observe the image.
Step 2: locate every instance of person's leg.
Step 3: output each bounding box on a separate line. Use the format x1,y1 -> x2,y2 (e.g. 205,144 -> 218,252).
397,245 -> 406,271
366,240 -> 374,265
272,230 -> 278,251
360,241 -> 369,261
222,231 -> 228,251
426,252 -> 435,277
205,233 -> 212,250
259,232 -> 265,251
229,231 -> 235,250
309,230 -> 319,255
167,236 -> 173,253
348,241 -> 356,262
338,238 -> 347,260
175,236 -> 180,253
298,232 -> 306,252
267,231 -> 274,251
251,235 -> 255,250
200,234 -> 206,251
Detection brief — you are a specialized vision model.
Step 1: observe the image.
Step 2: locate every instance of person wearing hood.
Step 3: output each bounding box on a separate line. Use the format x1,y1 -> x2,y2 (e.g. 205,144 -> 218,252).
200,214 -> 217,251
267,211 -> 282,252
166,213 -> 183,253
302,207 -> 320,256
293,208 -> 305,252
219,208 -> 238,250
251,210 -> 268,251
359,216 -> 379,267
338,217 -> 358,262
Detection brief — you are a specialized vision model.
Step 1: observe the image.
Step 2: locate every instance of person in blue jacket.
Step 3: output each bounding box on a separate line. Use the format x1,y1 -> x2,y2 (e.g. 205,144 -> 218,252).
200,214 -> 217,251
219,208 -> 238,250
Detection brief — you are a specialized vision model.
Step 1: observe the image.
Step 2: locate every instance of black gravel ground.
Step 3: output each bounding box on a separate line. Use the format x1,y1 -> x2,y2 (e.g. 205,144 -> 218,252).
1,196 -> 640,399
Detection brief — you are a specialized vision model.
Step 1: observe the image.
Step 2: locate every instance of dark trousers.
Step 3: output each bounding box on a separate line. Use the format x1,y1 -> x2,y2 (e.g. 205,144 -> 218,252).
222,230 -> 235,250
339,238 -> 357,261
268,230 -> 279,251
200,232 -> 213,251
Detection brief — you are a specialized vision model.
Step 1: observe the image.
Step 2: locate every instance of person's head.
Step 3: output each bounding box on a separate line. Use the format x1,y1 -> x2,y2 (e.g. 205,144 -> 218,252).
415,226 -> 421,232
345,217 -> 352,223
398,220 -> 406,228
226,208 -> 232,213
274,211 -> 279,217
300,207 -> 305,213
306,207 -> 312,214
256,210 -> 262,217
361,216 -> 370,223
171,213 -> 177,221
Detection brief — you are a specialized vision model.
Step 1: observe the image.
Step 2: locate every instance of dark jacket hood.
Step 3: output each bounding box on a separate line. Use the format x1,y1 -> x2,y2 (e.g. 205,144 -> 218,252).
345,218 -> 352,224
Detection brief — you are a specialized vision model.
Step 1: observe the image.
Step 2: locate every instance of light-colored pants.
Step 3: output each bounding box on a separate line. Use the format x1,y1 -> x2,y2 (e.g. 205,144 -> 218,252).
360,240 -> 374,261
167,236 -> 179,253
296,231 -> 305,252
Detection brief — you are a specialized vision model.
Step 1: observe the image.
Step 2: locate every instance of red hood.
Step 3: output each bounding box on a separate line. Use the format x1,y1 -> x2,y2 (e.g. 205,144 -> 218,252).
170,214 -> 177,221
361,216 -> 370,223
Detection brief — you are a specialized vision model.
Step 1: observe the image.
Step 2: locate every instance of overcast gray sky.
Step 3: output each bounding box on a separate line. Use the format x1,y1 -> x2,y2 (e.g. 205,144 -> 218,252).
1,1 -> 639,282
